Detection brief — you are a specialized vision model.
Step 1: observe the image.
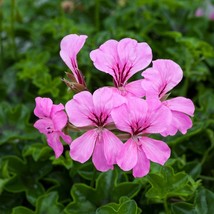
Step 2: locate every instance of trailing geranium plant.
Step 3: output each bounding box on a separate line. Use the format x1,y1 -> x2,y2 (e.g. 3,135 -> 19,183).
34,34 -> 195,178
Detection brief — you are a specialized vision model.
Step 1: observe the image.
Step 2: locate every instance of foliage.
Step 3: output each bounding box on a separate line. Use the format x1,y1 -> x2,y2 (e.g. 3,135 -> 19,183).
1,0 -> 214,213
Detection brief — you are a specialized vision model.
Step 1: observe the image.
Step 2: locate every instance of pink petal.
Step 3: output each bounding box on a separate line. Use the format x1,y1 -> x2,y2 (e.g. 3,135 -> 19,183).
111,104 -> 132,134
152,59 -> 183,95
102,129 -> 123,165
117,39 -> 152,80
51,103 -> 64,116
145,103 -> 172,134
142,59 -> 183,98
133,148 -> 150,178
90,40 -> 118,78
93,87 -> 126,115
65,91 -> 94,127
209,11 -> 214,20
34,97 -> 53,118
116,138 -> 138,171
195,8 -> 204,17
47,132 -> 64,158
60,132 -> 72,145
69,129 -> 97,163
92,133 -> 114,172
60,34 -> 87,72
161,111 -> 193,136
90,38 -> 152,86
111,98 -> 148,134
126,98 -> 148,123
140,137 -> 171,165
141,68 -> 162,97
52,111 -> 68,131
34,118 -> 53,135
163,97 -> 195,116
124,80 -> 146,97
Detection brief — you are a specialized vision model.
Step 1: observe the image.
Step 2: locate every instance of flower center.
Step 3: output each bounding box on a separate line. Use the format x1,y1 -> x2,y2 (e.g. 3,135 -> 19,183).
113,63 -> 132,88
131,120 -> 149,136
46,126 -> 54,134
89,112 -> 109,127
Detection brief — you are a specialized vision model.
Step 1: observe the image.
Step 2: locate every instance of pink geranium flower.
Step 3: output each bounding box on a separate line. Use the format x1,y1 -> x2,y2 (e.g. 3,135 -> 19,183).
65,87 -> 125,171
141,59 -> 195,136
111,98 -> 171,178
195,2 -> 214,21
90,38 -> 152,97
34,97 -> 72,158
60,34 -> 87,85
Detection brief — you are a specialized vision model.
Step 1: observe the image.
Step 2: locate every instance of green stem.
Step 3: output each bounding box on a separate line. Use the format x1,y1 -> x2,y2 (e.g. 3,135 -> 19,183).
201,130 -> 214,165
164,198 -> 170,214
199,175 -> 214,181
10,0 -> 16,58
90,166 -> 97,187
180,77 -> 189,97
95,0 -> 100,32
0,4 -> 3,70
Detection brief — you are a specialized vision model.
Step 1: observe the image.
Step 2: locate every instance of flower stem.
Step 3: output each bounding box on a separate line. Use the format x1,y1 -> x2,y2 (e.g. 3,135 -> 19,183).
95,0 -> 100,32
0,4 -> 3,70
90,166 -> 97,187
10,0 -> 16,58
164,198 -> 170,214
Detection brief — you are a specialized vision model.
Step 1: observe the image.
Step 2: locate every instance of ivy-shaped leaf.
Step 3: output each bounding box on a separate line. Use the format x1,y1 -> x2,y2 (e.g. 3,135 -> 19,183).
64,170 -> 142,214
195,187 -> 214,214
22,143 -> 52,162
170,187 -> 214,214
50,151 -> 73,170
77,161 -> 97,181
0,192 -> 25,214
44,168 -> 73,204
146,166 -> 198,200
96,196 -> 141,214
3,155 -> 52,205
12,191 -> 64,214
171,202 -> 196,214
12,207 -> 34,214
0,160 -> 11,194
0,102 -> 39,144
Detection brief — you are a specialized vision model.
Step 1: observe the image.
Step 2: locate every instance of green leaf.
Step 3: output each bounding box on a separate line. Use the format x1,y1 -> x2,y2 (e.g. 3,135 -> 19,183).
195,188 -> 214,214
198,89 -> 214,119
183,161 -> 202,180
23,143 -> 52,162
0,161 -> 11,193
171,202 -> 196,214
77,162 -> 97,181
12,192 -> 64,214
0,102 -> 39,144
36,192 -> 64,214
146,166 -> 197,200
3,156 -> 52,205
44,169 -> 73,203
171,188 -> 214,214
96,197 -> 141,214
64,170 -> 141,213
50,151 -> 73,170
12,207 -> 34,214
0,191 -> 25,214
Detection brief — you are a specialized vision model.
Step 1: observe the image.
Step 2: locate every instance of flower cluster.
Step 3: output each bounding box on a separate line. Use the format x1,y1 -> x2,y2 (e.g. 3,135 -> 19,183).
195,1 -> 214,21
34,34 -> 195,178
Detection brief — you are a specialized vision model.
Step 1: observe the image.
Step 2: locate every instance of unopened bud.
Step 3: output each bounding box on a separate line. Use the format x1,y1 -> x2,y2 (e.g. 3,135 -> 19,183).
61,0 -> 74,13
160,93 -> 171,101
117,133 -> 130,141
117,0 -> 127,7
65,72 -> 77,82
62,78 -> 87,92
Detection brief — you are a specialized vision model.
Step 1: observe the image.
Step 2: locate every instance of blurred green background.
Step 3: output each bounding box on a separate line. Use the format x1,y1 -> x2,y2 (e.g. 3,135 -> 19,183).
1,0 -> 214,213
